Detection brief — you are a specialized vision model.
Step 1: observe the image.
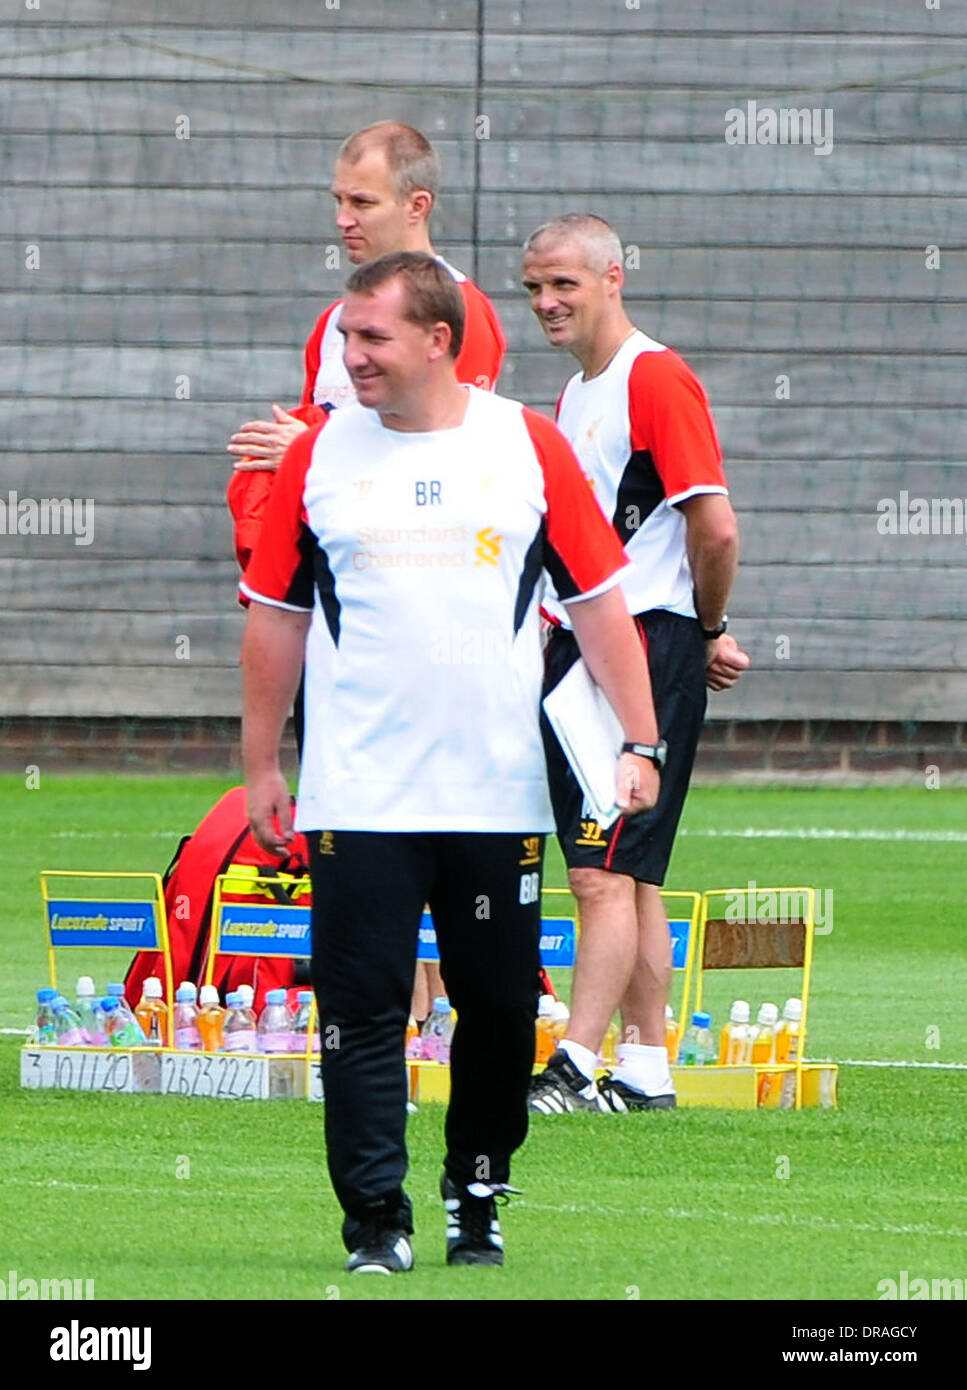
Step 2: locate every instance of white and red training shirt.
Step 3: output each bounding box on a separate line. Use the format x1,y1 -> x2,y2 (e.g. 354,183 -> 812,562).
301,258 -> 507,411
542,330 -> 728,628
242,387 -> 629,834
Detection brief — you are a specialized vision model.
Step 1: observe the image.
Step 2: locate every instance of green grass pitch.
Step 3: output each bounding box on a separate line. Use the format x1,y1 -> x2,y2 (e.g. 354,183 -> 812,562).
1,776 -> 966,1301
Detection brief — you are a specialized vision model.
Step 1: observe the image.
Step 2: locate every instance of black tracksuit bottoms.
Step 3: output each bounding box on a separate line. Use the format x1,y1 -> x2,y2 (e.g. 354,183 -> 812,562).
307,829 -> 544,1249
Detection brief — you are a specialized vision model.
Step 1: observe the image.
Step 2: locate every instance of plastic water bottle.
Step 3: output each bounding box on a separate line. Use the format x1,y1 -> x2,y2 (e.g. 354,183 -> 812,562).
404,1014 -> 422,1060
535,995 -> 558,1066
665,1005 -> 679,1064
719,1000 -> 755,1065
678,1011 -> 716,1065
290,990 -> 320,1054
35,988 -> 59,1045
196,985 -> 226,1052
52,1000 -> 90,1046
74,976 -> 99,1040
775,998 -> 803,1063
173,985 -> 202,1051
421,996 -> 454,1064
256,988 -> 292,1053
134,977 -> 169,1046
100,997 -> 146,1047
222,991 -> 258,1053
751,1002 -> 780,1064
105,984 -> 147,1042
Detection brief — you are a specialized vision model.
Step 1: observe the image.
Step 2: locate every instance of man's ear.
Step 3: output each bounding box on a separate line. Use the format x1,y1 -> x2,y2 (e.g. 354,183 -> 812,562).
604,260 -> 625,295
408,189 -> 434,224
428,320 -> 453,361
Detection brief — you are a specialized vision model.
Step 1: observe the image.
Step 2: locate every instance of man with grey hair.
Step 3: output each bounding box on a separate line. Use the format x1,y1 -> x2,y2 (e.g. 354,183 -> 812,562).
522,213 -> 749,1113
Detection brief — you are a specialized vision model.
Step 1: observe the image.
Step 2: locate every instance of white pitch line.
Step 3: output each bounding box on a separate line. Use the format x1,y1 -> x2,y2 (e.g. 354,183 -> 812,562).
46,830 -> 182,839
680,827 -> 967,842
822,1058 -> 967,1071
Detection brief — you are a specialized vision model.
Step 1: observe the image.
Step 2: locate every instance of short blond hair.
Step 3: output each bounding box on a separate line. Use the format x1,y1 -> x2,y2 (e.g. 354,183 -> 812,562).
337,122 -> 441,203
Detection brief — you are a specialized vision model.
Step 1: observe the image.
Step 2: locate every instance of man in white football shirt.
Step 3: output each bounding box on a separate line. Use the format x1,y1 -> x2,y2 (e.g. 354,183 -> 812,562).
241,252 -> 664,1275
522,215 -> 749,1114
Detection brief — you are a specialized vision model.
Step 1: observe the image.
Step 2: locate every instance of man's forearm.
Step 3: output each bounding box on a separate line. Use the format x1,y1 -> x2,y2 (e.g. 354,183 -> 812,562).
566,586 -> 658,744
690,537 -> 737,630
241,602 -> 310,776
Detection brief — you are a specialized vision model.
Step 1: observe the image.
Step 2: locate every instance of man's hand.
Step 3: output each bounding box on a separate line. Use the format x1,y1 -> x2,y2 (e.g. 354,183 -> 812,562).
247,767 -> 296,856
615,752 -> 660,816
228,405 -> 308,471
705,632 -> 750,692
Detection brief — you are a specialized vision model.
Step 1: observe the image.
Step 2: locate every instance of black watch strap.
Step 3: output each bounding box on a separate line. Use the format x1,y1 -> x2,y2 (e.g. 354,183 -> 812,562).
699,615 -> 728,641
621,739 -> 667,770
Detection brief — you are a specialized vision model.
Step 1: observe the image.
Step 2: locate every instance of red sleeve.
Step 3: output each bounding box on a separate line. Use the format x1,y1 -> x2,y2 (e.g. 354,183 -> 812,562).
628,349 -> 727,503
226,403 -> 328,579
301,302 -> 340,406
455,282 -> 506,391
241,421 -> 327,611
522,407 -> 629,603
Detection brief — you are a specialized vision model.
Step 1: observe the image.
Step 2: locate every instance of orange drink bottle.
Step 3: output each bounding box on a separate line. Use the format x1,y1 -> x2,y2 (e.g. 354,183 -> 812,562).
751,1002 -> 779,1064
134,977 -> 169,1046
665,1005 -> 679,1065
196,984 -> 226,1052
719,1000 -> 754,1065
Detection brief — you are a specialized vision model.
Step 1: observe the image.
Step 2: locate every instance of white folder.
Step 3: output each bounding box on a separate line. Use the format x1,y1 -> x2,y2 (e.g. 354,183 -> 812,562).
543,657 -> 624,830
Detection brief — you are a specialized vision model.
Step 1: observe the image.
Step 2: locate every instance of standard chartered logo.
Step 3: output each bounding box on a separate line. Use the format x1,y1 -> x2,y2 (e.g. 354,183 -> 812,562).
474,526 -> 502,566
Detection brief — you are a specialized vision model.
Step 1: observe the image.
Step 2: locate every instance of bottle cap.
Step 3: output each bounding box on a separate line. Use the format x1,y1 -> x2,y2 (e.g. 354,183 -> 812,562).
100,998 -> 119,1013
266,989 -> 287,1005
782,997 -> 803,1021
551,1001 -> 570,1024
729,1000 -> 751,1023
75,976 -> 96,998
225,992 -> 241,1007
432,996 -> 451,1013
665,1005 -> 674,1020
178,980 -> 196,995
175,986 -> 195,1002
537,995 -> 556,1018
237,985 -> 255,1007
106,983 -> 125,997
692,1012 -> 712,1028
297,991 -> 314,1004
37,988 -> 58,1002
52,1000 -> 70,1013
757,1002 -> 779,1025
198,985 -> 220,1007
142,977 -> 163,1000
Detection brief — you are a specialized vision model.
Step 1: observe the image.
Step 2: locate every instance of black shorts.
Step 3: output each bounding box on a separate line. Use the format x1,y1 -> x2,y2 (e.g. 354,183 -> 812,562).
541,609 -> 707,886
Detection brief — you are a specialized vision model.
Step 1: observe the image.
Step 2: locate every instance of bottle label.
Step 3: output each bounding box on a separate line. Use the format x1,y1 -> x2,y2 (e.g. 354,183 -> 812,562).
258,1032 -> 291,1054
57,1028 -> 87,1047
174,1027 -> 201,1050
223,1029 -> 257,1053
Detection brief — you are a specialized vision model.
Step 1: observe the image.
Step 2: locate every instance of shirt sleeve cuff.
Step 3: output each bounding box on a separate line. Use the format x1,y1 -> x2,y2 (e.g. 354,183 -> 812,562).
239,581 -> 313,613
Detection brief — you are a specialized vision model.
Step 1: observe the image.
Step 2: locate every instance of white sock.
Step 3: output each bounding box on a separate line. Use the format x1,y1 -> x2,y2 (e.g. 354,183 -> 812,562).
558,1039 -> 598,1093
613,1042 -> 675,1098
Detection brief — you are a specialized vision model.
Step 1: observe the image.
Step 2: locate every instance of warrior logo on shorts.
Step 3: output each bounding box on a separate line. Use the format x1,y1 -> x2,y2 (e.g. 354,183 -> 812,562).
320,832 -> 336,856
518,836 -> 541,867
575,819 -> 607,849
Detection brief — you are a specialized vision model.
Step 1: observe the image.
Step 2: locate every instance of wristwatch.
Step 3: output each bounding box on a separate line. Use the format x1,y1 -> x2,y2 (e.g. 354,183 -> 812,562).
699,615 -> 728,641
621,739 -> 668,770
